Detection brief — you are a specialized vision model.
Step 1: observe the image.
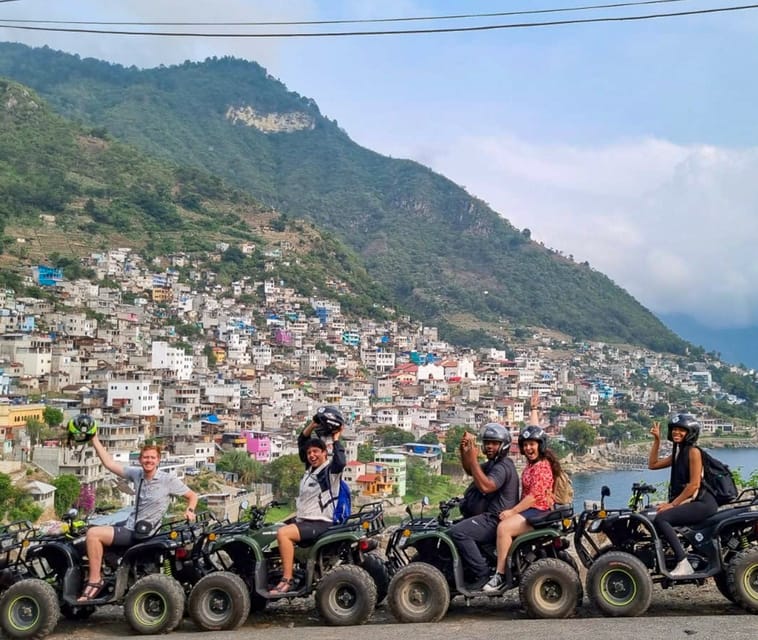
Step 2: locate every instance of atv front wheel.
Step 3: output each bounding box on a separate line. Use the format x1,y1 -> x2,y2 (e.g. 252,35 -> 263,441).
124,573 -> 185,635
727,546 -> 758,613
586,551 -> 652,617
189,571 -> 250,631
387,562 -> 450,623
714,570 -> 735,603
0,579 -> 60,639
315,565 -> 377,626
519,557 -> 581,618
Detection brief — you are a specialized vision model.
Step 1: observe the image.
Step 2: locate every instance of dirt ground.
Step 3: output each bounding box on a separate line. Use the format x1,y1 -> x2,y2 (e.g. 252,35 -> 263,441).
43,576 -> 737,640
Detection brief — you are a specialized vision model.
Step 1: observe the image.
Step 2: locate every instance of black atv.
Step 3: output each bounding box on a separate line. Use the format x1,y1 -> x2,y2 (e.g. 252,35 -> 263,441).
0,508 -> 204,639
384,496 -> 581,623
575,482 -> 758,617
192,500 -> 388,629
0,520 -> 36,594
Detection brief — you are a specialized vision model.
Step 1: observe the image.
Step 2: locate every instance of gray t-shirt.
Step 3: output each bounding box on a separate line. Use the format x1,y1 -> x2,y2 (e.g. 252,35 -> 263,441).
123,466 -> 190,532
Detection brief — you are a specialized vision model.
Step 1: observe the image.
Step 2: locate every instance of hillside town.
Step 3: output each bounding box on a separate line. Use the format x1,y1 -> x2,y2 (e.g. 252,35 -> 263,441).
1,245 -> 756,514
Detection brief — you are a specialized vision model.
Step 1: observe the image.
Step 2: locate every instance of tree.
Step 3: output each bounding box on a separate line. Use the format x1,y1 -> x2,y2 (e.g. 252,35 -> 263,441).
322,366 -> 339,379
444,425 -> 472,455
418,433 -> 439,445
42,406 -> 64,429
357,443 -> 375,463
53,474 -> 81,517
376,426 -> 415,447
24,418 -> 52,460
76,484 -> 96,515
262,454 -> 303,500
562,420 -> 597,454
216,450 -> 262,486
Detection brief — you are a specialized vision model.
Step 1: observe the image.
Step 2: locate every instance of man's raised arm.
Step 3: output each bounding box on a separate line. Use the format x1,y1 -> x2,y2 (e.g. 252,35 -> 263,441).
91,434 -> 126,478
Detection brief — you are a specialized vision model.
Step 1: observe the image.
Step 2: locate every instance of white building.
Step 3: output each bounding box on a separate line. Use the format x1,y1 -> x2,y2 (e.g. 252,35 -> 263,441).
107,378 -> 160,416
151,341 -> 193,380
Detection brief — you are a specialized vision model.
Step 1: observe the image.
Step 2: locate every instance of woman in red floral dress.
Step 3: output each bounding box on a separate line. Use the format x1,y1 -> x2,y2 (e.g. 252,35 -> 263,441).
483,425 -> 563,591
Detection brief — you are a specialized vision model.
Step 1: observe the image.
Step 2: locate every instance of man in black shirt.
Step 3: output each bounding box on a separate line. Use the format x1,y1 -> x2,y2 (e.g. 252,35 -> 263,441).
449,423 -> 518,589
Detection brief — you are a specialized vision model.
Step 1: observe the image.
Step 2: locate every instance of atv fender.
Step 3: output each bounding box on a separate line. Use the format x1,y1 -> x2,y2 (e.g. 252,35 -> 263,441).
120,538 -> 180,565
25,540 -> 83,599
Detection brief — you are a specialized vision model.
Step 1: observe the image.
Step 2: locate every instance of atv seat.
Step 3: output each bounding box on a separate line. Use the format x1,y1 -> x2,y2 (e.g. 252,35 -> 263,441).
528,504 -> 574,528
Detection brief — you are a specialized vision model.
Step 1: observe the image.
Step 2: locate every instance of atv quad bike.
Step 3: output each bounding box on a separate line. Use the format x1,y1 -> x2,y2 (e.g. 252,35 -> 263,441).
384,496 -> 581,623
575,483 -> 758,617
195,500 -> 387,628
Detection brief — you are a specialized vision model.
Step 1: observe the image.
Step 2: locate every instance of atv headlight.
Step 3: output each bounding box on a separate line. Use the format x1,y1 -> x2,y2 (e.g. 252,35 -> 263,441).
588,518 -> 605,533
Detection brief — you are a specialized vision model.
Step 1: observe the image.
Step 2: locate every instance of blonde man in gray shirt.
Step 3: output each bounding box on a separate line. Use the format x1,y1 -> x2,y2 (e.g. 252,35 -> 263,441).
77,435 -> 198,602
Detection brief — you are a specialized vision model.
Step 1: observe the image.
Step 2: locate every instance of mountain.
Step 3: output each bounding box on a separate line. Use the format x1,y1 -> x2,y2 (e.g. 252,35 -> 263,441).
0,42 -> 686,352
0,78 -> 392,319
659,313 -> 758,370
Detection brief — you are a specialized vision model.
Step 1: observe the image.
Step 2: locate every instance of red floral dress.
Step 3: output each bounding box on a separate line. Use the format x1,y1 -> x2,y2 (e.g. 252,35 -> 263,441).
521,459 -> 555,511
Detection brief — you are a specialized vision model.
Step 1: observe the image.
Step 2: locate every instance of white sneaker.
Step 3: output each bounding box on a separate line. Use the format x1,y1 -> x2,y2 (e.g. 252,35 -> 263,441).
482,573 -> 504,592
670,558 -> 694,576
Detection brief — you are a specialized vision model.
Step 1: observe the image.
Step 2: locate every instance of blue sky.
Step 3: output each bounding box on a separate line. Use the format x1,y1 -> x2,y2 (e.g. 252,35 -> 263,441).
2,1 -> 758,330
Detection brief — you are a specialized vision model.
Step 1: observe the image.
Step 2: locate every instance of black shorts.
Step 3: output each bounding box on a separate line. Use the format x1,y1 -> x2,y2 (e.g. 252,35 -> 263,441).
295,519 -> 332,543
112,526 -> 135,546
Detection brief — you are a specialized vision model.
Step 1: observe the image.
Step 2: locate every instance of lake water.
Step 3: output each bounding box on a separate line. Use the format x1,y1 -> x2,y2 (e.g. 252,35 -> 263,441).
570,447 -> 758,511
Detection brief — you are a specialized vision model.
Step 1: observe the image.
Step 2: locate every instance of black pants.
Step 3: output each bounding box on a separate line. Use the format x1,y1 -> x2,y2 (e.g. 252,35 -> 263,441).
654,493 -> 718,562
448,512 -> 499,579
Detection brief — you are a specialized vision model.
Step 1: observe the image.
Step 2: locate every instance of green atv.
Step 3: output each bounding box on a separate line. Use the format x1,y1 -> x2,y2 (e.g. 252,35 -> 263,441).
385,496 -> 582,622
190,500 -> 388,629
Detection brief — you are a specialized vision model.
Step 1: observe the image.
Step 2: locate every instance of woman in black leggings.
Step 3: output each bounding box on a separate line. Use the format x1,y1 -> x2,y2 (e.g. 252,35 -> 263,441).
648,413 -> 718,577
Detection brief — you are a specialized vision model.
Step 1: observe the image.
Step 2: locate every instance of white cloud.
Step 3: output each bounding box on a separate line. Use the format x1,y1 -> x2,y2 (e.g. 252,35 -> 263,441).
401,134 -> 758,329
0,0 -> 317,70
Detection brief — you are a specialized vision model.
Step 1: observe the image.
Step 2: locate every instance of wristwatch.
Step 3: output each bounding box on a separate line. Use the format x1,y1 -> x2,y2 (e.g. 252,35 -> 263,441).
187,507 -> 195,513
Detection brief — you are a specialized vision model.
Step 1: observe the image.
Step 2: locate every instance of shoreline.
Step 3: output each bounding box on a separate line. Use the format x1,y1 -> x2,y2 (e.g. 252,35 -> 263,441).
561,438 -> 758,475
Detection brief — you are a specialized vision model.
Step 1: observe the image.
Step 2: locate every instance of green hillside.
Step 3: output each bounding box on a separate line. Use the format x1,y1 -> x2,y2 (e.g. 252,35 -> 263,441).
0,43 -> 686,352
0,78 -> 391,318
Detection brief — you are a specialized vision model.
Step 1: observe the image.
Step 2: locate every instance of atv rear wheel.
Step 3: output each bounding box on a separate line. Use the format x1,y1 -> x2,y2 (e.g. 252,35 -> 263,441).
586,551 -> 652,617
727,546 -> 758,613
315,565 -> 377,626
189,571 -> 251,631
387,562 -> 450,623
124,573 -> 185,635
519,557 -> 581,618
0,579 -> 60,639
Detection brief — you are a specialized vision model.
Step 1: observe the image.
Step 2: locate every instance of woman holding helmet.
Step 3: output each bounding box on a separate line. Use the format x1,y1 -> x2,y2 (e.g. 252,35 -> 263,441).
648,413 -> 718,576
483,425 -> 564,592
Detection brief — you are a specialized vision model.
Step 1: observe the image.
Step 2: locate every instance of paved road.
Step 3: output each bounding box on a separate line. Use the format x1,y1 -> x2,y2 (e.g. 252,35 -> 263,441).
42,585 -> 750,640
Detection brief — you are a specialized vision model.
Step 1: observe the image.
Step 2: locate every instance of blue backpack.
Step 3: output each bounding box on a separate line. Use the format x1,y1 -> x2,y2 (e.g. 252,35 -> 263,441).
331,479 -> 352,524
317,470 -> 352,524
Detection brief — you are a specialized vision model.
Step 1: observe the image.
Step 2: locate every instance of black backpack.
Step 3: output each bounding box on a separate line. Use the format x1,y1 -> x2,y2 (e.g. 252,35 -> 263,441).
699,448 -> 738,506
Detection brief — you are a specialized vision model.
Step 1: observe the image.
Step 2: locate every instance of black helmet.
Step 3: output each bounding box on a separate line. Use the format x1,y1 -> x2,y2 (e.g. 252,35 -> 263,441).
313,405 -> 345,438
67,414 -> 97,444
480,422 -> 511,457
667,413 -> 700,444
518,425 -> 548,455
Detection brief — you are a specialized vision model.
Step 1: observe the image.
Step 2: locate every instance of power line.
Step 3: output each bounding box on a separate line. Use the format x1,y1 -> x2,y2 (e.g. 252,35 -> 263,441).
0,3 -> 756,38
0,0 -> 692,26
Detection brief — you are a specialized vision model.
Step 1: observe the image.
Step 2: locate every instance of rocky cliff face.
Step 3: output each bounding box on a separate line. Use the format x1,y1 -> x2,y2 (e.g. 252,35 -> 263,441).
225,106 -> 315,133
